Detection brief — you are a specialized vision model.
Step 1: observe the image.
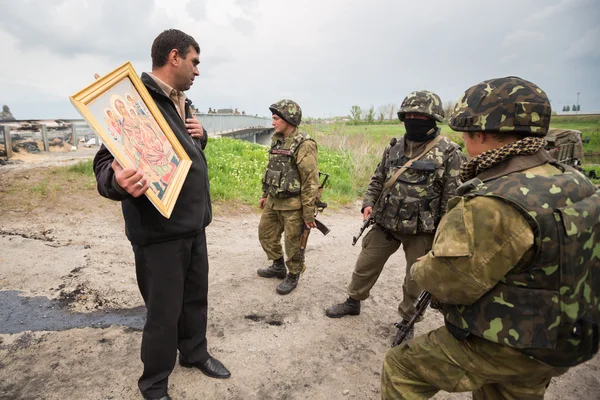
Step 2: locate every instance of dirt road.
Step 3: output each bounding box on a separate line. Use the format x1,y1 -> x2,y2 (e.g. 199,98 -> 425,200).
1,151 -> 598,399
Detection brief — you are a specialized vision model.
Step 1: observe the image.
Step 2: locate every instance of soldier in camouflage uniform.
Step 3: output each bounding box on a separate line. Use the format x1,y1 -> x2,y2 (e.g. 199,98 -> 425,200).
257,99 -> 320,295
381,76 -> 600,399
326,91 -> 465,338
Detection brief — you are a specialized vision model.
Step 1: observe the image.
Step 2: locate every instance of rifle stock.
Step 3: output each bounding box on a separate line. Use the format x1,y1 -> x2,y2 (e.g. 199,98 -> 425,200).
298,225 -> 310,263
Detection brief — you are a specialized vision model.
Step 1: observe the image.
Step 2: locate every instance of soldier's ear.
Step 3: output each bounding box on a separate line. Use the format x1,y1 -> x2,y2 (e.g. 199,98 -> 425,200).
473,132 -> 486,144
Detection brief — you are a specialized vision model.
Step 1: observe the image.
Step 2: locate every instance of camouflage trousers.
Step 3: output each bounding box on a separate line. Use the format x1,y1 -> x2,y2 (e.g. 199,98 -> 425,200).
381,326 -> 569,400
258,202 -> 305,274
347,225 -> 433,321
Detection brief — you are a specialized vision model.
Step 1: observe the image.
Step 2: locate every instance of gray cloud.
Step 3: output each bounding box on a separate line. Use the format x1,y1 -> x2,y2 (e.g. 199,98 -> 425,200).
235,0 -> 259,14
563,26 -> 600,59
0,0 -> 178,60
1,0 -> 599,119
186,0 -> 208,21
231,16 -> 256,36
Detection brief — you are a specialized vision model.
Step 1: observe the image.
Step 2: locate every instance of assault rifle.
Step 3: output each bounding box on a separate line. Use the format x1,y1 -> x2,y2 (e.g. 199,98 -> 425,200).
352,217 -> 374,246
298,172 -> 331,263
392,290 -> 431,347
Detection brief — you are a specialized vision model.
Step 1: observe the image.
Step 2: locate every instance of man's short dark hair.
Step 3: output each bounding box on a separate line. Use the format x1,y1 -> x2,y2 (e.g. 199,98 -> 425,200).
151,29 -> 200,69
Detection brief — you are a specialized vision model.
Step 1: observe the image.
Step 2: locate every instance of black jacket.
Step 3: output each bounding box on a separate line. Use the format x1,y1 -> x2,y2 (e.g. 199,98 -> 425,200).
93,73 -> 211,245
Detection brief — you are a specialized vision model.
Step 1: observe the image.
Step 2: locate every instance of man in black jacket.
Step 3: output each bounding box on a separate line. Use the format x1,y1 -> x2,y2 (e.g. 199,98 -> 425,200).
93,29 -> 230,400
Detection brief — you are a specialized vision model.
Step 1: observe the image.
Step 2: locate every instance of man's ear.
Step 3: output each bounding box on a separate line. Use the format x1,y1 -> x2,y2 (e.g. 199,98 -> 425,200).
169,49 -> 179,66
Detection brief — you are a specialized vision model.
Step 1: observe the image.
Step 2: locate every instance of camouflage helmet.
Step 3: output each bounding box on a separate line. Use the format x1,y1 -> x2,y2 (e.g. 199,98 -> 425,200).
449,76 -> 551,136
397,90 -> 444,123
269,99 -> 302,126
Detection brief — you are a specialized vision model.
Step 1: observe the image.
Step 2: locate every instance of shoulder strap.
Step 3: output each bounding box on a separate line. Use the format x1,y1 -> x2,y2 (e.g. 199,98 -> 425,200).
382,135 -> 443,192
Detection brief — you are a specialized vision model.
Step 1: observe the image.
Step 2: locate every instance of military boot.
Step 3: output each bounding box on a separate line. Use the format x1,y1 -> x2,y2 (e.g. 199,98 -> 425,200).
276,273 -> 299,295
257,256 -> 286,279
325,297 -> 361,318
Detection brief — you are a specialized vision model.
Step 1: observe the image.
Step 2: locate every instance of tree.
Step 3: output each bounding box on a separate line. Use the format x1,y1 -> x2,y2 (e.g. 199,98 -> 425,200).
0,105 -> 15,121
387,103 -> 398,120
573,104 -> 577,112
349,105 -> 362,123
562,106 -> 566,112
365,105 -> 375,124
577,104 -> 581,111
443,101 -> 456,121
378,105 -> 389,121
566,105 -> 570,112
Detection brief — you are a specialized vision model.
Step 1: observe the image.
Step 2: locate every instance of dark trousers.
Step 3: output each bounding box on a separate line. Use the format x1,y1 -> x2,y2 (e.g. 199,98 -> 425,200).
347,226 -> 434,321
133,230 -> 209,398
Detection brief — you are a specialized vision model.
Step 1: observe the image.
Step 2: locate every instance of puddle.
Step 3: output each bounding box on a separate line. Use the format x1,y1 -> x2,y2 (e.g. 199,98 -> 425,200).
0,290 -> 145,334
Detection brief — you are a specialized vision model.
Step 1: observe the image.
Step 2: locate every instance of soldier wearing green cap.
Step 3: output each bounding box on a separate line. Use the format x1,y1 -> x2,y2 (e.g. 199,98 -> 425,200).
257,99 -> 320,294
381,76 -> 600,399
326,91 -> 465,339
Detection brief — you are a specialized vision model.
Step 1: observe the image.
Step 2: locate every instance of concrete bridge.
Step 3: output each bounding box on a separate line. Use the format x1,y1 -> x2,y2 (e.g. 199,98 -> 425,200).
194,112 -> 274,145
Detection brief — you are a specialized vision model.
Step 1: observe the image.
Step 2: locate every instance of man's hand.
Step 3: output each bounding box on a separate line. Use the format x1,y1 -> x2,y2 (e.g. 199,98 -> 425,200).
259,197 -> 267,209
185,116 -> 204,139
112,159 -> 149,197
363,206 -> 373,221
305,221 -> 317,229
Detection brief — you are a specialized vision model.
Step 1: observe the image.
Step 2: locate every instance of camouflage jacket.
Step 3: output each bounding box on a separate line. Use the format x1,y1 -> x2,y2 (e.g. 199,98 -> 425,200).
262,129 -> 319,222
413,156 -> 599,367
363,132 -> 464,235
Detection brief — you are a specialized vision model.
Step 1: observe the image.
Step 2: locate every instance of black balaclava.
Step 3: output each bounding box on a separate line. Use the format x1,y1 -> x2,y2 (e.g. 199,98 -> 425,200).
404,118 -> 437,142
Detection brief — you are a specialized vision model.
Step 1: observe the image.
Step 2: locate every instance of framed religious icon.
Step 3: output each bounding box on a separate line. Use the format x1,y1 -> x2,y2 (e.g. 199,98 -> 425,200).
70,62 -> 191,219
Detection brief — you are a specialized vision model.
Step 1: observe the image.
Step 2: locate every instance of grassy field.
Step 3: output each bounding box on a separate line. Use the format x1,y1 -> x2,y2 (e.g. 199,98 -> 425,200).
314,114 -> 600,155
10,115 -> 597,208
306,114 -> 600,194
205,137 -> 360,206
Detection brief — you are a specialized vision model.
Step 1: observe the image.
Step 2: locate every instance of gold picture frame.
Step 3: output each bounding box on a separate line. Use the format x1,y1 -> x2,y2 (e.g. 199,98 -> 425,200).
70,62 -> 191,219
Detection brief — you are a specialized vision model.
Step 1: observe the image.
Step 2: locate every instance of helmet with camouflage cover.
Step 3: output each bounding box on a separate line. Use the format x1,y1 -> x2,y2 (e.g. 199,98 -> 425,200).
397,90 -> 444,123
269,99 -> 302,126
449,76 -> 551,136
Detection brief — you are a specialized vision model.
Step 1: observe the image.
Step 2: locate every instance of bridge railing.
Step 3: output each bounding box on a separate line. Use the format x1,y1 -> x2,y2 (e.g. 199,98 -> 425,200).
194,113 -> 271,135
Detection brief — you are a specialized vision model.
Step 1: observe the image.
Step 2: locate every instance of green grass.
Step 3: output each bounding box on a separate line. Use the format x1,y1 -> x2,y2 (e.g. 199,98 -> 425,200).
582,165 -> 600,185
204,137 -> 360,206
52,160 -> 97,190
30,181 -> 49,197
63,159 -> 95,176
204,137 -> 267,203
45,118 -> 600,209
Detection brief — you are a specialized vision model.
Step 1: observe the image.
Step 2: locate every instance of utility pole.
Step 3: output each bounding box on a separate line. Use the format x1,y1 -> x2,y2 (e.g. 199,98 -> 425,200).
576,92 -> 580,115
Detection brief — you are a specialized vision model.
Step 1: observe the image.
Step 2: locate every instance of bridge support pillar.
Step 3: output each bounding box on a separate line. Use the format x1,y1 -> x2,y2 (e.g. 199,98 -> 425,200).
1,125 -> 13,158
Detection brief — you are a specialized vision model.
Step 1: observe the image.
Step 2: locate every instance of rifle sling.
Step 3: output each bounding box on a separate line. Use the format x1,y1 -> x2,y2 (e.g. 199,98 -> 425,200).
382,135 -> 442,192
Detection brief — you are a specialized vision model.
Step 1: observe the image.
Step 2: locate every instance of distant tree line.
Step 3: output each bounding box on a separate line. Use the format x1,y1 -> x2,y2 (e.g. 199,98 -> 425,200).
347,100 -> 457,125
562,105 -> 581,112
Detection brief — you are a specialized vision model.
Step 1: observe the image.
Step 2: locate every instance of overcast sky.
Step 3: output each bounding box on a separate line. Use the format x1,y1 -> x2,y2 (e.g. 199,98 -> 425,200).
0,0 -> 598,120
